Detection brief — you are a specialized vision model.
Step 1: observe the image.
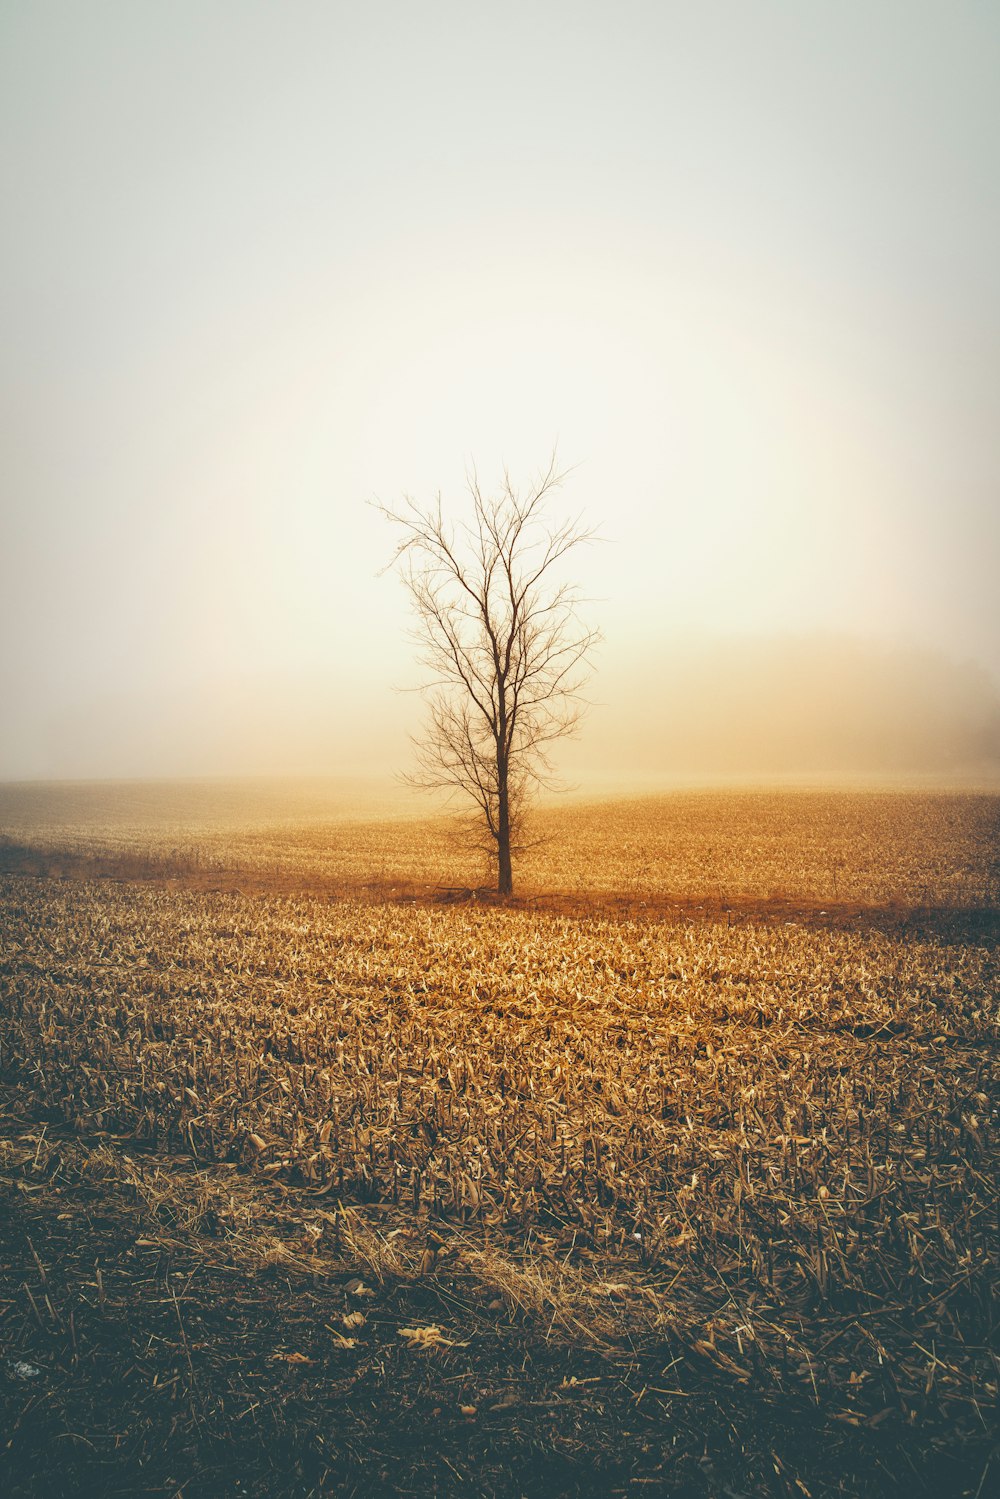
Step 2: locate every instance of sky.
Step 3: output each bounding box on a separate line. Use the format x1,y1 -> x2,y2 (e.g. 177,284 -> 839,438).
2,1 -> 999,783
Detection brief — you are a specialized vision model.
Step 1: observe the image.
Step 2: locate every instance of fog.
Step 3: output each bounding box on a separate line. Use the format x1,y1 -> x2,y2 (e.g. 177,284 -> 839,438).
563,635 -> 1000,787
2,4 -> 999,787
6,632 -> 996,790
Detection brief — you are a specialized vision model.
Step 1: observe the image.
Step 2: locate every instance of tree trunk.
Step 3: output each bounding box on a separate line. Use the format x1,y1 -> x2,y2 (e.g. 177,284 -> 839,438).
497,833 -> 513,895
496,755 -> 513,896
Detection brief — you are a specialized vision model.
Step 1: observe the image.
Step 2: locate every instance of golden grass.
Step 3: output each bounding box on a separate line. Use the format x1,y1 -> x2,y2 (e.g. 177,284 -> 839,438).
3,786 -> 999,906
1,787 -> 997,1433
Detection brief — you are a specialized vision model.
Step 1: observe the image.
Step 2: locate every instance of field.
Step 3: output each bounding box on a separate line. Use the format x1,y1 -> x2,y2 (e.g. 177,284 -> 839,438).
1,784 -> 998,1497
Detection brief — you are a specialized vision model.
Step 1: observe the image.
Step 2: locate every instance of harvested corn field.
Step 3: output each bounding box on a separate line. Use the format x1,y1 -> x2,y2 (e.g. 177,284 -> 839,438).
0,788 -> 998,1497
2,783 -> 998,909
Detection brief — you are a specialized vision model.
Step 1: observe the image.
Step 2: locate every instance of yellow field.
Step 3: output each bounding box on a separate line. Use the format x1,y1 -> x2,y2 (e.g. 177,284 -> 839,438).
0,785 -> 997,1446
2,783 -> 998,907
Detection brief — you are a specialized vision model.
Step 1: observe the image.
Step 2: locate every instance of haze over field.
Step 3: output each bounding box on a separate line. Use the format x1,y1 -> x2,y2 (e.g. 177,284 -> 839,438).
2,2 -> 999,784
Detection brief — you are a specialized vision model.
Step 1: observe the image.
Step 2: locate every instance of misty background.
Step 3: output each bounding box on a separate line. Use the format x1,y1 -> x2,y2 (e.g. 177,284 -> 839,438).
2,2 -> 999,787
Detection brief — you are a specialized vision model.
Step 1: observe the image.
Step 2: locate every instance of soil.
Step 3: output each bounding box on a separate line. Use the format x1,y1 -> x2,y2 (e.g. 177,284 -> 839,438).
1,850 -> 997,1495
2,1086 -> 993,1499
0,840 -> 996,947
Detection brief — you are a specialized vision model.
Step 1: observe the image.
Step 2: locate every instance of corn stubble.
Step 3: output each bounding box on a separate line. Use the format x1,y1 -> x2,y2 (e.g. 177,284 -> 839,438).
4,788 -> 998,908
0,792 -> 997,1442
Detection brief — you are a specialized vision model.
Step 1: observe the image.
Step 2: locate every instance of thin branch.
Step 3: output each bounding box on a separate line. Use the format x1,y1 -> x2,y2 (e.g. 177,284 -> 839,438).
376,454 -> 600,893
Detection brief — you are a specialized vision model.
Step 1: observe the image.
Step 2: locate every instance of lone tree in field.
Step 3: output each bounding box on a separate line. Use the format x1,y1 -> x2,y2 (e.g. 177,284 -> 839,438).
379,456 -> 598,896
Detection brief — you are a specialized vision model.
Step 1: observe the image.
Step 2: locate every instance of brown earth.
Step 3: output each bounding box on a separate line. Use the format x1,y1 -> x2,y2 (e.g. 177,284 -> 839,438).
1,839 -> 996,945
2,1081 -> 993,1499
1,850 -> 997,1495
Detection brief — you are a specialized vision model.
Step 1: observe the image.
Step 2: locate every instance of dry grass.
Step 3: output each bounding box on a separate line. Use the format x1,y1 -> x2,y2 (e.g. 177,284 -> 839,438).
3,785 -> 999,907
1,785 -> 997,1456
0,785 -> 995,1499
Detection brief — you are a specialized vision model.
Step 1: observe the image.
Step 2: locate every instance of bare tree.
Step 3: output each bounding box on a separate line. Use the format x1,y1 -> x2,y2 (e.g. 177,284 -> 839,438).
378,456 -> 598,895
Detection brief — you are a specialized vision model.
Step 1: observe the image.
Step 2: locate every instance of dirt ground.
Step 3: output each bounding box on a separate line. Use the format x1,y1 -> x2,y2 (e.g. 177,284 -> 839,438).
1,849 -> 997,1496
2,837 -> 997,944
3,1082 -> 993,1499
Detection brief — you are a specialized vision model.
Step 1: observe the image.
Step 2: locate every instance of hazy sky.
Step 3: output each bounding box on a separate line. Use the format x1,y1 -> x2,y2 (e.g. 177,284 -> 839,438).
2,1 -> 999,781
